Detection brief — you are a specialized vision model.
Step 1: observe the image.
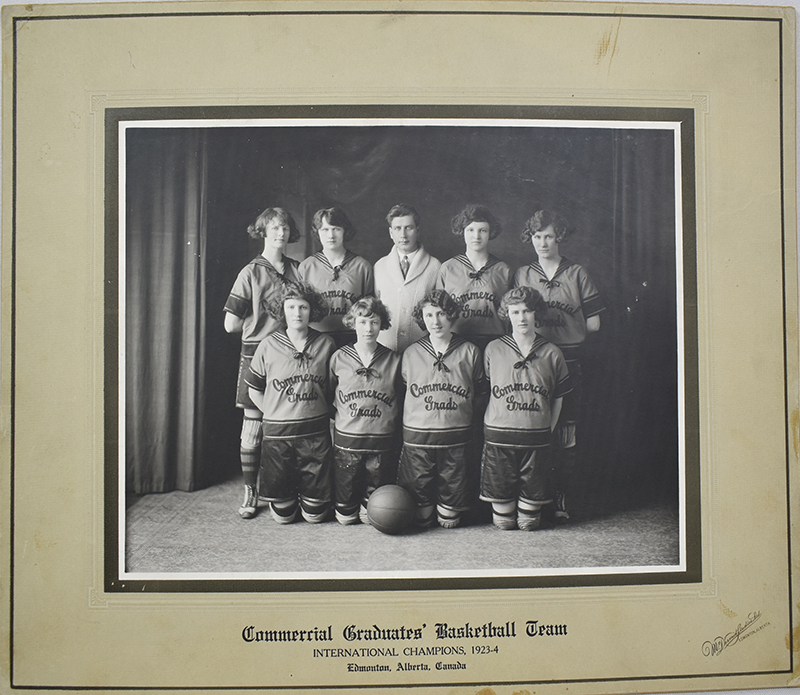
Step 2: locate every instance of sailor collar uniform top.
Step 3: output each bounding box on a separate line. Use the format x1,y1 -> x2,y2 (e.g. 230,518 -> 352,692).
401,334 -> 484,448
483,334 -> 572,448
328,343 -> 402,453
224,254 -> 301,348
297,251 -> 374,335
246,328 -> 336,439
512,257 -> 604,362
436,253 -> 511,340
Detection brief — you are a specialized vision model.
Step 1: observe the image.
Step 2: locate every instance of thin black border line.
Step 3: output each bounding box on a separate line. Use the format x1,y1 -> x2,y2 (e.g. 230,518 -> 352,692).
9,8 -> 18,691
11,10 -> 785,22
778,17 -> 796,675
7,664 -> 795,692
8,6 -> 793,691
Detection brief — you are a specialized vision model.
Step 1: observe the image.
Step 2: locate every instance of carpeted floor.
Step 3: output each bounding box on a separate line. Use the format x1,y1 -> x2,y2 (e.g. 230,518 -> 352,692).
125,476 -> 681,575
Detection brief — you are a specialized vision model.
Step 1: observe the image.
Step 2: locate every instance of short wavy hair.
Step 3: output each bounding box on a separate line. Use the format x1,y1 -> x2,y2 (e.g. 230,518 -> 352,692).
412,289 -> 462,331
342,296 -> 392,332
269,282 -> 329,325
497,286 -> 548,322
247,207 -> 301,243
520,209 -> 570,244
311,206 -> 356,242
386,203 -> 421,228
451,204 -> 502,239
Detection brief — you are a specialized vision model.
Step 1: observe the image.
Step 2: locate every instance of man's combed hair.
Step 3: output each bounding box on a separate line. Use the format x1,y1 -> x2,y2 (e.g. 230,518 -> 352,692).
311,206 -> 357,242
520,208 -> 570,244
451,204 -> 502,239
412,289 -> 462,331
269,282 -> 329,324
342,296 -> 392,332
386,203 -> 421,227
247,207 -> 301,243
497,286 -> 548,321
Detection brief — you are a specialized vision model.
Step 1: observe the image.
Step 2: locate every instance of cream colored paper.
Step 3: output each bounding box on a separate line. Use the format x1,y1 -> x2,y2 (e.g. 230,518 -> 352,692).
2,1 -> 797,692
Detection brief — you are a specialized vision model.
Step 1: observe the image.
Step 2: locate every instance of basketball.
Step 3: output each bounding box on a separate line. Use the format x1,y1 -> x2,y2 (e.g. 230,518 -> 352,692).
367,485 -> 415,535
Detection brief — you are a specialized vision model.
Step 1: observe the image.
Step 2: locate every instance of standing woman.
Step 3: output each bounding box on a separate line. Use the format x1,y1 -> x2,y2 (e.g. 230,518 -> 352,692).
513,208 -> 605,523
436,204 -> 511,515
436,204 -> 511,351
223,207 -> 301,519
298,206 -> 374,347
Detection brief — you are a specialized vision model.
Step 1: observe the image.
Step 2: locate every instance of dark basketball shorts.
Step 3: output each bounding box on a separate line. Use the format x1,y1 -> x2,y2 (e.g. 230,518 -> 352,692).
235,346 -> 259,410
260,431 -> 333,505
397,443 -> 470,512
556,360 -> 583,446
333,448 -> 394,513
480,442 -> 552,505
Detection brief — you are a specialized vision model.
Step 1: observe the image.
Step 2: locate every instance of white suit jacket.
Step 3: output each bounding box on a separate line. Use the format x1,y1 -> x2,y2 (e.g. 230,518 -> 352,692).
374,245 -> 442,353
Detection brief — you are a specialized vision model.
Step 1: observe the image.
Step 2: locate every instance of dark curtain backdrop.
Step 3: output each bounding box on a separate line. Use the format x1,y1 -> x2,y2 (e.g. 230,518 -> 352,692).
126,125 -> 680,510
126,130 -> 209,492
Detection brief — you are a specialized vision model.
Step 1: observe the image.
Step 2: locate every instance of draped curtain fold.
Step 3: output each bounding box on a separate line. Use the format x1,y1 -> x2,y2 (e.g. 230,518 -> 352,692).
126,130 -> 208,493
603,130 -> 679,502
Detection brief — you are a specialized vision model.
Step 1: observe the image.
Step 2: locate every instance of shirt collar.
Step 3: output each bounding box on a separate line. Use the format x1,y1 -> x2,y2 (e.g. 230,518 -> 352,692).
396,246 -> 419,263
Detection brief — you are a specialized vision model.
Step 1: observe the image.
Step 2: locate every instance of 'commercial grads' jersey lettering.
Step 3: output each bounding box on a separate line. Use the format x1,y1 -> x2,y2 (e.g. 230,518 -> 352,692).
401,335 -> 485,447
246,329 -> 336,439
512,257 -> 604,361
329,344 -> 402,452
224,255 -> 300,347
483,334 -> 571,448
298,252 -> 374,334
436,255 -> 511,340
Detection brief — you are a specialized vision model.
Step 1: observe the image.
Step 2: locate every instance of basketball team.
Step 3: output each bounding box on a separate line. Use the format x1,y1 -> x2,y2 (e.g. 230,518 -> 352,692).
223,203 -> 604,532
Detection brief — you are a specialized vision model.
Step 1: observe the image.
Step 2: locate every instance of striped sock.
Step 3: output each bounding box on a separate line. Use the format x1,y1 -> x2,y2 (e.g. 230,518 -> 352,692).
437,505 -> 461,529
492,503 -> 517,530
335,505 -> 360,525
240,447 -> 260,487
517,498 -> 543,531
301,500 -> 330,524
270,500 -> 298,524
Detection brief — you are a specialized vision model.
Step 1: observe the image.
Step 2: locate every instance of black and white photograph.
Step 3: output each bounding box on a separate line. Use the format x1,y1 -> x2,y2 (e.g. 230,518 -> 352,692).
118,113 -> 694,585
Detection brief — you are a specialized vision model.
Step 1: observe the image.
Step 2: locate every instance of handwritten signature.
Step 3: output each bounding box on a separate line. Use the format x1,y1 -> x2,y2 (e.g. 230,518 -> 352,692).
702,611 -> 763,656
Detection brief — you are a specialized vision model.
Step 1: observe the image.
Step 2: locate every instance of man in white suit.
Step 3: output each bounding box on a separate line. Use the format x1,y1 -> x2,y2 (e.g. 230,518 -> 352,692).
374,204 -> 442,352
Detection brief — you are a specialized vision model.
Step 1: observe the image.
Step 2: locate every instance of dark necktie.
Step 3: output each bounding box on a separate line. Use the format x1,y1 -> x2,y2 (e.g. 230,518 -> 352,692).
400,255 -> 410,278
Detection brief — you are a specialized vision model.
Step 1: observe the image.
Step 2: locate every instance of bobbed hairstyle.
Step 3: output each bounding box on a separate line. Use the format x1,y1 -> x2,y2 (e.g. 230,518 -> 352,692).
386,203 -> 421,228
497,286 -> 548,322
520,208 -> 570,245
451,204 -> 502,239
247,207 -> 301,243
269,282 -> 329,325
342,296 -> 392,332
311,206 -> 357,242
412,289 -> 462,331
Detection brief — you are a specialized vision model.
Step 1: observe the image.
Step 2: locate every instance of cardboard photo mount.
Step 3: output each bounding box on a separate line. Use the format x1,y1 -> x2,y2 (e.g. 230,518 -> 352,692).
2,1 -> 797,692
